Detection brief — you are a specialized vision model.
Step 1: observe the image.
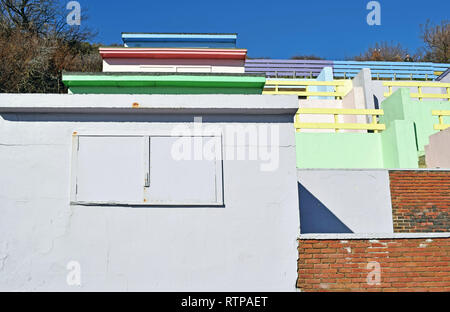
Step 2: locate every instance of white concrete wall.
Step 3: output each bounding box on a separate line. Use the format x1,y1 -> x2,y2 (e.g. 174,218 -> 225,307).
102,58 -> 245,73
440,73 -> 450,83
297,169 -> 394,234
353,68 -> 449,108
0,94 -> 300,291
351,68 -> 375,111
378,82 -> 447,102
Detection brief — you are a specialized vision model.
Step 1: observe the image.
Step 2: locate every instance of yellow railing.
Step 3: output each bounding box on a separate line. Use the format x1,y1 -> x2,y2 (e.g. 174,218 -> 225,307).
264,79 -> 352,99
295,108 -> 385,133
432,110 -> 450,130
383,81 -> 450,101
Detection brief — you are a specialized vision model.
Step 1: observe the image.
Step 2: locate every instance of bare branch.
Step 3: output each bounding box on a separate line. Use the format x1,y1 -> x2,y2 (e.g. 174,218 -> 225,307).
420,19 -> 449,63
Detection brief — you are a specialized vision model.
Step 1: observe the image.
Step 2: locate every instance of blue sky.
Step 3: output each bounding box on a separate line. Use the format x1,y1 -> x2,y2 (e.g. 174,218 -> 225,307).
77,0 -> 449,60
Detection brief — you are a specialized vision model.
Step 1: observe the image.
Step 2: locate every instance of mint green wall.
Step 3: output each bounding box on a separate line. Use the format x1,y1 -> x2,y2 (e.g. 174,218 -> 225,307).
296,133 -> 384,169
380,120 -> 418,168
380,88 -> 450,154
295,88 -> 450,169
295,121 -> 419,169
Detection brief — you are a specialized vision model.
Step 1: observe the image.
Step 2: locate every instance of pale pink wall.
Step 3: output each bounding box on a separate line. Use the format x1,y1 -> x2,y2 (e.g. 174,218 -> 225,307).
297,99 -> 343,133
341,86 -> 368,133
425,128 -> 450,168
297,87 -> 368,133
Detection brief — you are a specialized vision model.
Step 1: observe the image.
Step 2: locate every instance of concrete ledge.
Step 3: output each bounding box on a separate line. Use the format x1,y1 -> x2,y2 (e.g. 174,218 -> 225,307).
297,168 -> 450,172
0,94 -> 298,115
299,233 -> 450,240
388,168 -> 450,172
298,168 -> 388,173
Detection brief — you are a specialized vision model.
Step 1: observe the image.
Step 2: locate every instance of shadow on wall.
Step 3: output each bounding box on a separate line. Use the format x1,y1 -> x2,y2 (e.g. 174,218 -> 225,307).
373,94 -> 379,109
298,182 -> 353,234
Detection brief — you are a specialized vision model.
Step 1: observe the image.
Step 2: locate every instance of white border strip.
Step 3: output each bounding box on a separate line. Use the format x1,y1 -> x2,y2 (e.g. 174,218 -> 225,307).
299,233 -> 450,240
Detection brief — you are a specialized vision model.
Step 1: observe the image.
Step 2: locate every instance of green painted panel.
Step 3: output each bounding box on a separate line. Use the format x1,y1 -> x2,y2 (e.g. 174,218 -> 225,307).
381,88 -> 450,153
296,132 -> 384,169
63,74 -> 265,84
295,120 -> 419,169
380,120 -> 419,169
62,73 -> 266,95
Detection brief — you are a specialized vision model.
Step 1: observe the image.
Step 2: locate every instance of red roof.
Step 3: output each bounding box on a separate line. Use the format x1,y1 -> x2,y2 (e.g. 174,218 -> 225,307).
99,48 -> 247,60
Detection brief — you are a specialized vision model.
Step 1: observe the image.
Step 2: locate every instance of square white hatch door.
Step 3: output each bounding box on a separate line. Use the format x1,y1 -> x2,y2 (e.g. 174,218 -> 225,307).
71,135 -> 223,206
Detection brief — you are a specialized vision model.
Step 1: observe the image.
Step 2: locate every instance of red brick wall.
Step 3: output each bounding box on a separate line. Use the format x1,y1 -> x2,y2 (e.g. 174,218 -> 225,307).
389,170 -> 450,232
297,238 -> 450,292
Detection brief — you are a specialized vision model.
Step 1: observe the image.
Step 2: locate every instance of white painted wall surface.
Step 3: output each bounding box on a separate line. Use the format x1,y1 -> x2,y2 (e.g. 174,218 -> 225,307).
102,58 -> 245,73
440,73 -> 450,83
0,95 -> 300,291
297,169 -> 394,234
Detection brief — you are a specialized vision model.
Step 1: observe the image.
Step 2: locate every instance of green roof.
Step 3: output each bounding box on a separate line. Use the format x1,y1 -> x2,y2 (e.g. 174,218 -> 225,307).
62,72 -> 266,95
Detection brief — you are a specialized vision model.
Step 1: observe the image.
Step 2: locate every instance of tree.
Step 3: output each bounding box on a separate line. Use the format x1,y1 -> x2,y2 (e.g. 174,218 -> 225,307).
0,0 -> 93,41
354,41 -> 410,62
420,19 -> 449,63
0,0 -> 101,93
290,55 -> 324,60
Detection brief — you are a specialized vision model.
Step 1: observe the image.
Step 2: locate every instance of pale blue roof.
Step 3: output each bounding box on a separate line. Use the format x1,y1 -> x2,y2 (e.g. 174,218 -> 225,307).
121,33 -> 238,48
